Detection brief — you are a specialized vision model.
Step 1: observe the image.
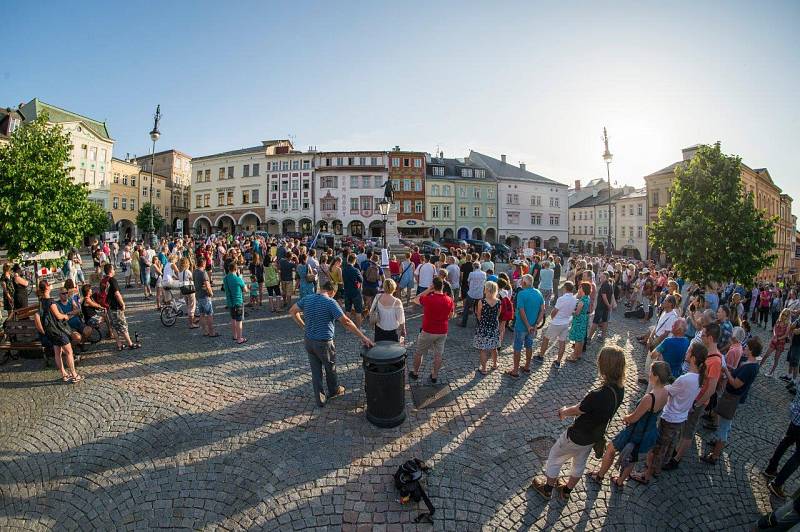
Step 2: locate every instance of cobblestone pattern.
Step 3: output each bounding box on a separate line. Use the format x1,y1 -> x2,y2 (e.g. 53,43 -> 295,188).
0,287 -> 795,531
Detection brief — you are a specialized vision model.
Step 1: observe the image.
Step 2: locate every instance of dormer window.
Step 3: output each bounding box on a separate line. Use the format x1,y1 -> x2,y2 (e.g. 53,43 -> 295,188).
432,166 -> 444,177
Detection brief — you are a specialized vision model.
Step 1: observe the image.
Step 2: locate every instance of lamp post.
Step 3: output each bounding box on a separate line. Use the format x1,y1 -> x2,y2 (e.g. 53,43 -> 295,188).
378,198 -> 391,249
602,127 -> 613,257
148,105 -> 161,248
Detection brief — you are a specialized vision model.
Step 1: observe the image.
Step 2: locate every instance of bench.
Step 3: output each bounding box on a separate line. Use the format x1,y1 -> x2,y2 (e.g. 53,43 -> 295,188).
0,305 -> 51,366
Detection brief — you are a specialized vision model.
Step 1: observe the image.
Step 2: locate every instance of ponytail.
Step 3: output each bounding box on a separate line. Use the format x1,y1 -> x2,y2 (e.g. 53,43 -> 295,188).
690,343 -> 709,388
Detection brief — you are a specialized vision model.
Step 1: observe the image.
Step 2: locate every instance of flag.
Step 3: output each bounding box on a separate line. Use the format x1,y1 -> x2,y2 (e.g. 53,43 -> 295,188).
309,229 -> 321,249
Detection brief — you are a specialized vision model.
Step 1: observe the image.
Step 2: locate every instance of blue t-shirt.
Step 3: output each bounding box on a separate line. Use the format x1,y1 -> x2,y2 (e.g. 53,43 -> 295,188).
157,252 -> 168,267
656,336 -> 690,378
223,273 -> 245,307
705,292 -> 719,312
514,287 -> 544,333
342,264 -> 363,297
727,361 -> 759,403
538,268 -> 554,290
297,293 -> 345,341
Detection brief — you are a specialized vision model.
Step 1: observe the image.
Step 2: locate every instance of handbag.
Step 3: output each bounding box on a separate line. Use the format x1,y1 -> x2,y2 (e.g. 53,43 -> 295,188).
41,303 -> 72,341
715,390 -> 741,420
305,266 -> 317,283
368,296 -> 380,327
179,271 -> 195,295
594,385 -> 620,459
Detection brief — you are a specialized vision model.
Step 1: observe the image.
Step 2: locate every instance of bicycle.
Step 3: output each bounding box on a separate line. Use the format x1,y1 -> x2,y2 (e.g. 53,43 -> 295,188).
160,290 -> 185,327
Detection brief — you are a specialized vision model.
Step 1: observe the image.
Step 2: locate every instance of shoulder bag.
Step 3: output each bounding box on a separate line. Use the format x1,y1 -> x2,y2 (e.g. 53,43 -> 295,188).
180,270 -> 195,295
368,296 -> 380,327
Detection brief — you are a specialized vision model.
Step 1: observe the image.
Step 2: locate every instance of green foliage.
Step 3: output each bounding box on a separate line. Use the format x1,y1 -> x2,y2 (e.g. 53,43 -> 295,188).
0,111 -> 106,259
136,202 -> 165,234
649,142 -> 776,286
86,201 -> 110,235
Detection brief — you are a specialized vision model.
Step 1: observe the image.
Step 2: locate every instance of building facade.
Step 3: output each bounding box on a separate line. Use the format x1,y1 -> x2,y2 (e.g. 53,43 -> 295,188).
568,178 -> 609,207
469,151 -> 568,249
0,107 -> 23,145
134,149 -> 192,234
645,145 -> 792,282
314,151 -> 389,238
388,148 -> 427,239
140,170 -> 171,236
110,158 -> 141,240
567,187 -> 632,255
265,146 -> 315,236
425,155 -> 497,242
21,98 -> 114,210
614,188 -> 648,259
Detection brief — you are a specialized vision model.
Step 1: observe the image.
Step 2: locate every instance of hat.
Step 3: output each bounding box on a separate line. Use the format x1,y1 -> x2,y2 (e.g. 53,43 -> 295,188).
642,268 -> 650,274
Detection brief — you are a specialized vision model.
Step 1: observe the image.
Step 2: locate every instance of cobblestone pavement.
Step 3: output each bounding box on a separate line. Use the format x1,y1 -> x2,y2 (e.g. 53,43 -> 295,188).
1,285 -> 796,531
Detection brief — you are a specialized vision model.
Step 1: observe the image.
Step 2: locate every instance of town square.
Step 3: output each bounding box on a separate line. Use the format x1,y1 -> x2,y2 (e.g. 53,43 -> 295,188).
2,2 -> 800,531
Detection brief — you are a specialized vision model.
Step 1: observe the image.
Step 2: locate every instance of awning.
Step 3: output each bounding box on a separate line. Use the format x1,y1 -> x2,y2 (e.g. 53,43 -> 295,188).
397,219 -> 430,228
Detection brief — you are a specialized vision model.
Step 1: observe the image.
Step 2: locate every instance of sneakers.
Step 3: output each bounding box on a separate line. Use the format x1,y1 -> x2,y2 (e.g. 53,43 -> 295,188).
768,481 -> 787,498
662,458 -> 680,471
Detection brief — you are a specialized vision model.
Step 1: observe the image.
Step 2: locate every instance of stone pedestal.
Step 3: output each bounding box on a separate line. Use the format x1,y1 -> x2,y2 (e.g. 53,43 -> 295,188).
385,212 -> 400,247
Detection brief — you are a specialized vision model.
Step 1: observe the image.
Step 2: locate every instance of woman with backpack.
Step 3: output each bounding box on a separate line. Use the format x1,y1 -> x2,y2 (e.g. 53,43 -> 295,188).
531,346 -> 625,500
37,279 -> 82,383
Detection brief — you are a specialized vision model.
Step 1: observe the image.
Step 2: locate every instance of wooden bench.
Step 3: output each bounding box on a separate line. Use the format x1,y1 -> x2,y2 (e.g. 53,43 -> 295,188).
0,305 -> 51,366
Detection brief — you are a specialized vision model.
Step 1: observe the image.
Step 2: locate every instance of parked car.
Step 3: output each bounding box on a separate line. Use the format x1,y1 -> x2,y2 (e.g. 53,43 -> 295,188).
491,243 -> 511,262
420,240 -> 444,256
438,237 -> 468,251
465,239 -> 492,254
399,238 -> 416,248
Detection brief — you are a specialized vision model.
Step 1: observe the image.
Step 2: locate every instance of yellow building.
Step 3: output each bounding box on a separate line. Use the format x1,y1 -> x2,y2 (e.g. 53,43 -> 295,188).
644,145 -> 793,283
139,170 -> 172,236
110,158 -> 141,241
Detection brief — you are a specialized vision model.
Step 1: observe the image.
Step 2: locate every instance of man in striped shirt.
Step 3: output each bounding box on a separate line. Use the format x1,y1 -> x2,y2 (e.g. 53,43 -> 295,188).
290,281 -> 375,407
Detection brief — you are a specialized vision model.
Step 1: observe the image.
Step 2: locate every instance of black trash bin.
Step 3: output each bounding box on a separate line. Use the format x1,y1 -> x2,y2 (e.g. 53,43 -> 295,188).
362,341 -> 407,428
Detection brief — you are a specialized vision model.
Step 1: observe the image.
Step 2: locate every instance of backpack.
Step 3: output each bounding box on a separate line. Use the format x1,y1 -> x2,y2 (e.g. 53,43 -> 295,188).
365,263 -> 380,284
393,458 -> 435,524
625,305 -> 646,319
500,295 -> 514,322
97,276 -> 111,309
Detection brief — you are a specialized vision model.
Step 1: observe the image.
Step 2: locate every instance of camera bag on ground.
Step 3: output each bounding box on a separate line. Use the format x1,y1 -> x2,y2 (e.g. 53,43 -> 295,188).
394,458 -> 435,523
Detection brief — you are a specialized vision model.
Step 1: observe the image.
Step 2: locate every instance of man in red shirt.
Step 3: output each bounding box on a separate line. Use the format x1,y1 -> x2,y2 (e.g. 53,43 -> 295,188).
663,322 -> 722,470
410,277 -> 454,384
410,247 -> 422,268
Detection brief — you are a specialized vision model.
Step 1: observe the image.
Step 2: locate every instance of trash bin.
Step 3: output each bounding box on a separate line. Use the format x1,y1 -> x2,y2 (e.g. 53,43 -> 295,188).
362,341 -> 407,428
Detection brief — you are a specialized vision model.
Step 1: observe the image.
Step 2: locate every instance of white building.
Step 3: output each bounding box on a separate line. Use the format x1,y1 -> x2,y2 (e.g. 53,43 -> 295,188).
264,147 -> 316,235
614,188 -> 648,259
567,186 -> 634,255
21,98 -> 114,210
314,152 -> 389,238
469,151 -> 569,249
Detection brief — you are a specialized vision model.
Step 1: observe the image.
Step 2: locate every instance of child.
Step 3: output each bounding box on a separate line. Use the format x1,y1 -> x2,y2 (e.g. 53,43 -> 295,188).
497,275 -> 513,346
248,275 -> 259,308
762,308 -> 791,377
587,361 -> 671,487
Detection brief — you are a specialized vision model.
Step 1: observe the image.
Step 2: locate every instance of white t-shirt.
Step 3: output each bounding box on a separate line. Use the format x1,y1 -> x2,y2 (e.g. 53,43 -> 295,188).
374,296 -> 406,332
654,309 -> 678,338
551,293 -> 578,326
416,263 -> 436,288
661,372 -> 700,423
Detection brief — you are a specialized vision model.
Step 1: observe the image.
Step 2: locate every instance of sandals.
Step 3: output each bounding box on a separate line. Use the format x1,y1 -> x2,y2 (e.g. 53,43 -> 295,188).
128,342 -> 142,349
520,366 -> 531,373
610,475 -> 625,489
585,471 -> 605,485
505,370 -> 520,379
235,338 -> 247,345
629,472 -> 649,485
208,333 -> 220,338
68,374 -> 83,384
61,375 -> 71,383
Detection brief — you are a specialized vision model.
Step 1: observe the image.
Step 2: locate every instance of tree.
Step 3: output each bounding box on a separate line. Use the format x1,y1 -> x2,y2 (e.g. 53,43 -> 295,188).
136,202 -> 165,234
0,112 -> 106,259
649,142 -> 776,286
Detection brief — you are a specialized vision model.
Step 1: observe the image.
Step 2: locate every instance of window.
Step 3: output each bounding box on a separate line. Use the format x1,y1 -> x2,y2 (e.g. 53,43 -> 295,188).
131,175 -> 136,187
202,194 -> 209,208
550,197 -> 559,207
461,168 -> 473,178
362,176 -> 371,188
488,207 -> 494,217
336,157 -> 344,166
196,195 -> 202,208
507,193 -> 519,205
371,157 -> 379,166
432,205 -> 441,219
243,164 -> 250,177
550,215 -> 559,226
473,206 -> 480,217
302,180 -> 309,190
281,200 -> 288,211
637,226 -> 643,238
142,187 -> 147,197
531,195 -> 541,206
459,206 -> 467,217
203,169 -> 210,182
474,188 -> 481,199
403,200 -> 411,212
113,197 -> 119,209
374,176 -> 383,188
652,190 -> 659,207
415,200 -> 423,213
507,211 -> 519,224
121,198 -> 127,210
219,168 -> 225,180
302,200 -> 309,209
403,179 -> 411,191
359,157 -> 366,166
271,181 -> 278,191
89,147 -> 97,161
81,144 -> 88,159
218,192 -> 224,206
291,199 -> 299,209
531,213 -> 542,225
361,197 -> 372,211
488,188 -> 495,199
414,179 -> 422,192
459,186 -> 466,198
414,158 -> 422,168
392,157 -> 400,167
196,170 -> 202,182
291,181 -> 299,191
242,190 -> 250,204
629,226 -> 634,238
403,158 -> 410,167
350,176 -> 359,188
350,198 -> 359,211
292,160 -> 299,170
322,197 -> 337,211
432,166 -> 445,176
113,173 -> 119,184
156,189 -> 161,199
442,205 -> 451,218
621,205 -> 626,216
431,185 -> 440,196
122,175 -> 128,185
130,199 -> 136,210
227,166 -> 234,179
637,204 -> 643,216
227,191 -> 233,205
321,176 -> 337,188
475,169 -> 486,178
443,185 -> 451,196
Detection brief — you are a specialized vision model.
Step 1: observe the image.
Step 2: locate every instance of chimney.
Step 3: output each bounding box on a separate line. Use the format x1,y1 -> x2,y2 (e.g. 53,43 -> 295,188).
500,154 -> 507,164
682,145 -> 700,161
439,150 -> 444,158
519,162 -> 526,172
126,152 -> 130,161
574,179 -> 581,190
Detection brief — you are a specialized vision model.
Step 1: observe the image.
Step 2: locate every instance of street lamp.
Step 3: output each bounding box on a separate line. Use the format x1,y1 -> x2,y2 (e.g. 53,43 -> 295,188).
602,127 -> 613,257
148,105 -> 161,248
378,198 -> 391,249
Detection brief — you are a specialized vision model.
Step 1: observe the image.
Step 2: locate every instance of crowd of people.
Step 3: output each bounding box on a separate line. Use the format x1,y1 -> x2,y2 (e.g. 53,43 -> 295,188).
4,230 -> 800,524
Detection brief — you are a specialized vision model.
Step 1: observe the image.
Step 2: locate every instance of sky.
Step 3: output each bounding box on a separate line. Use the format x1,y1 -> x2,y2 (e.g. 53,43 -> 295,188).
3,0 -> 799,216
